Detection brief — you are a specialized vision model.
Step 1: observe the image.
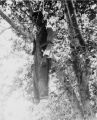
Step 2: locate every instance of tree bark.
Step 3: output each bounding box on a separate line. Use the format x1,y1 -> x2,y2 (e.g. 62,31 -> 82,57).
64,0 -> 90,119
64,0 -> 85,46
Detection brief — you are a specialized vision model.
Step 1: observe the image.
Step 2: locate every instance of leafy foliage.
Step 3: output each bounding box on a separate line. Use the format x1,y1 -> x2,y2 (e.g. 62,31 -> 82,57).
1,0 -> 97,119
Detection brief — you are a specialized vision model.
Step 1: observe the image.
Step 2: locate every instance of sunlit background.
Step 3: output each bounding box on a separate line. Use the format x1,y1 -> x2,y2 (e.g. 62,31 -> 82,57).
0,20 -> 51,120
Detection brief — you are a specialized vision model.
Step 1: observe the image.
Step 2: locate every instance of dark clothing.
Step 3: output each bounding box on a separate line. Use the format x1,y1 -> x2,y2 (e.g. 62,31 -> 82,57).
32,26 -> 47,55
39,26 -> 47,51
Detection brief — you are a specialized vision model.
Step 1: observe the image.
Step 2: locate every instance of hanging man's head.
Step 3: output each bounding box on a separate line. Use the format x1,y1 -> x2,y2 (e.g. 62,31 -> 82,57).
32,11 -> 46,27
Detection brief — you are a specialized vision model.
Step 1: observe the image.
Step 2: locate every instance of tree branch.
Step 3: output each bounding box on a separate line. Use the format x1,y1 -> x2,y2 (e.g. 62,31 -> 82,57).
0,27 -> 11,35
0,9 -> 34,41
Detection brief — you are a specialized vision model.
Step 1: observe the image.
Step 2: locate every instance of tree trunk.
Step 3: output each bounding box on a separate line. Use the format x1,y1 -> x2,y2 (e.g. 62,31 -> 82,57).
64,0 -> 90,119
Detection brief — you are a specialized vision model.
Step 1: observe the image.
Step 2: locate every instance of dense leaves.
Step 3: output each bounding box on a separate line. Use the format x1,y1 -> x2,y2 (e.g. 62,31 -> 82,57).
1,0 -> 97,119
75,0 -> 97,21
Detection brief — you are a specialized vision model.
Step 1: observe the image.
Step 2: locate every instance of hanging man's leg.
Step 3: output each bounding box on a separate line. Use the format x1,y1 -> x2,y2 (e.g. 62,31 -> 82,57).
38,57 -> 50,99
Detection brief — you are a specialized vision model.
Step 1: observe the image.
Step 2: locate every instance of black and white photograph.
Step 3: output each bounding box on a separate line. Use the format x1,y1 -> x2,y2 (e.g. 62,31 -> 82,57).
0,0 -> 97,120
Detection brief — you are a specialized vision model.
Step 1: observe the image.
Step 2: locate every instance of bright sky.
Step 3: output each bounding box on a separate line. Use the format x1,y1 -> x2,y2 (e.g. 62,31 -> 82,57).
0,19 -> 17,57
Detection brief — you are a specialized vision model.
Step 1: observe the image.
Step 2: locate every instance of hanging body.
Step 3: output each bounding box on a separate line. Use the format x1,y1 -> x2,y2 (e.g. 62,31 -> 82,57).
32,11 -> 50,103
